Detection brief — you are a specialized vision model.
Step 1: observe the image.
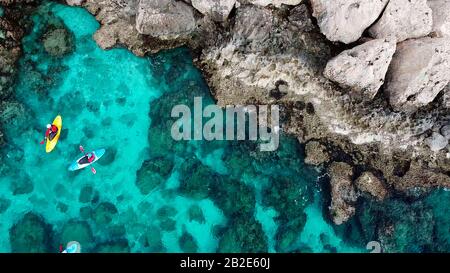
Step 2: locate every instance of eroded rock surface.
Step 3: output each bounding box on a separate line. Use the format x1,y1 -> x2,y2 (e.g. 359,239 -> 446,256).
136,0 -> 197,39
324,38 -> 396,100
245,0 -> 302,7
191,0 -> 235,21
385,37 -> 450,112
428,0 -> 450,38
369,0 -> 433,42
304,140 -> 329,165
310,0 -> 389,44
355,172 -> 389,201
328,162 -> 358,225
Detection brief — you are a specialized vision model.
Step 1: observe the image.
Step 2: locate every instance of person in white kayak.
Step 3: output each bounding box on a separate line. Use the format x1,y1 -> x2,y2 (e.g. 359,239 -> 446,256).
78,152 -> 95,165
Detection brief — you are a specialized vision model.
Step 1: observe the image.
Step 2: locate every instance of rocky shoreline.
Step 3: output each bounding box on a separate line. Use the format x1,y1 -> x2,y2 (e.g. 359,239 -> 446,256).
1,0 -> 449,228
67,0 -> 449,225
0,0 -> 39,147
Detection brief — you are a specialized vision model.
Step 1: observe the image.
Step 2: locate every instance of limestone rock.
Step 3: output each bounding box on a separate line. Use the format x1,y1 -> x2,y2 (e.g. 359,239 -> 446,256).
428,0 -> 450,38
441,125 -> 450,140
394,165 -> 450,194
304,140 -> 329,165
191,0 -> 236,22
385,37 -> 450,112
310,0 -> 389,44
355,172 -> 389,201
425,132 -> 448,151
246,0 -> 301,7
369,0 -> 433,42
65,0 -> 84,6
328,162 -> 358,225
136,0 -> 196,40
324,38 -> 396,100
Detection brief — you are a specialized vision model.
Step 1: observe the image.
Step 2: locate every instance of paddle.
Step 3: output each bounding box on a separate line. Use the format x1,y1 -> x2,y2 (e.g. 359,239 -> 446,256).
79,145 -> 97,175
40,128 -> 48,145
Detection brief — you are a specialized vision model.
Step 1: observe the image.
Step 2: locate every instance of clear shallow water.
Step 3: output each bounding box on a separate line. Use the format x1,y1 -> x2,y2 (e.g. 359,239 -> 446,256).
0,2 -> 448,253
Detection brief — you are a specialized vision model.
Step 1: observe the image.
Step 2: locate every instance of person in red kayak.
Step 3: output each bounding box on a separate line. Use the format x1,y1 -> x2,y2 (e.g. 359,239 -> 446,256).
45,123 -> 58,141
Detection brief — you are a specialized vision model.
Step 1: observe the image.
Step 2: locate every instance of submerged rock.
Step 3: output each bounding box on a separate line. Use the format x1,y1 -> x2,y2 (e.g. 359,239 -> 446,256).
136,0 -> 196,40
188,204 -> 205,223
210,176 -> 256,218
385,37 -> 450,112
310,0 -> 389,44
361,199 -> 435,253
135,157 -> 174,195
179,159 -> 217,200
324,39 -> 396,100
156,205 -> 177,220
42,28 -> 74,57
143,226 -> 164,252
0,197 -> 11,213
369,0 -> 432,42
179,229 -> 198,253
191,0 -> 235,22
159,218 -> 176,231
263,176 -> 312,221
79,206 -> 93,220
9,212 -> 53,253
275,218 -> 304,252
59,220 -> 94,251
328,162 -> 358,225
79,185 -> 93,203
10,176 -> 33,195
217,217 -> 267,253
94,240 -> 130,253
93,202 -> 118,226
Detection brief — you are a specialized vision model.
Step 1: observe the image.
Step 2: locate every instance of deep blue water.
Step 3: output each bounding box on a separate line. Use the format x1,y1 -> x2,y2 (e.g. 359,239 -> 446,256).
0,2 -> 448,253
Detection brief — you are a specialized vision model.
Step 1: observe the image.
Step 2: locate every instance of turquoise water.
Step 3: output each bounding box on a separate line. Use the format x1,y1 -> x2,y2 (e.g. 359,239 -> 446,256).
0,2 -> 448,253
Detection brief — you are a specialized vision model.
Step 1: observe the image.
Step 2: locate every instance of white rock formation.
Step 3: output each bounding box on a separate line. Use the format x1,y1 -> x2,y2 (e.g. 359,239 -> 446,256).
324,38 -> 396,100
245,0 -> 301,7
425,132 -> 448,151
441,125 -> 450,140
136,0 -> 196,40
310,0 -> 389,44
428,0 -> 450,38
369,0 -> 433,42
191,0 -> 236,21
384,37 -> 450,112
66,0 -> 84,6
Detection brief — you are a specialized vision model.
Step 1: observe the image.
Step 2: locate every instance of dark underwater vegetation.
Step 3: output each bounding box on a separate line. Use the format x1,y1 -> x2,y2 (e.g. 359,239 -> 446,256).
0,2 -> 448,253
